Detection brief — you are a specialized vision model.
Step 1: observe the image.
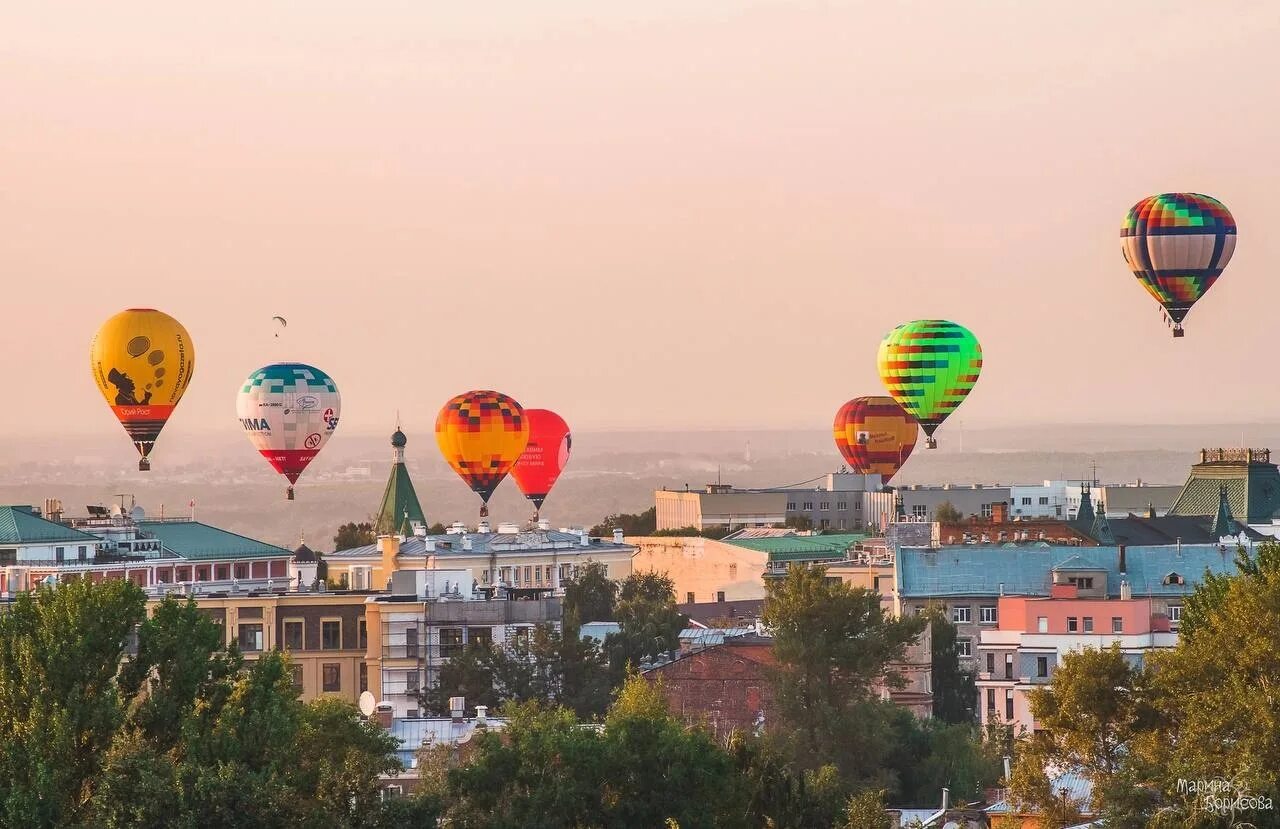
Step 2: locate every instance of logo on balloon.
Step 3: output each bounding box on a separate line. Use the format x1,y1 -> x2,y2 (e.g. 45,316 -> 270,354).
296,395 -> 319,410
304,433 -> 322,449
323,408 -> 339,430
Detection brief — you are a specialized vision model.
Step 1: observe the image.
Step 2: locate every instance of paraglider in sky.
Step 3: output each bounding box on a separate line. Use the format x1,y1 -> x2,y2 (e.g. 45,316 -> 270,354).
511,409 -> 572,519
1121,193 -> 1236,338
272,316 -> 288,338
877,320 -> 981,450
90,308 -> 195,471
832,396 -> 917,483
236,363 -> 340,500
435,390 -> 529,519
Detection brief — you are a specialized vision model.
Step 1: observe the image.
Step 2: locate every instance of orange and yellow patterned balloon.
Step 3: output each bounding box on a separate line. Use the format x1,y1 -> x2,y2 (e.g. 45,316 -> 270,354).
435,390 -> 530,516
90,309 -> 195,471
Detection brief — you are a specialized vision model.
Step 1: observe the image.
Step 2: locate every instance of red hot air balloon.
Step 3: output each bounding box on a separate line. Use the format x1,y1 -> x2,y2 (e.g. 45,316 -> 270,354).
833,396 -> 917,483
511,409 -> 572,518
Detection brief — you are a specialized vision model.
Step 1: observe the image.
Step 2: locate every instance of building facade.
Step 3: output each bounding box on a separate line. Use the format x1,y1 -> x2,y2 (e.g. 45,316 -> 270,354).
899,485 -> 1012,522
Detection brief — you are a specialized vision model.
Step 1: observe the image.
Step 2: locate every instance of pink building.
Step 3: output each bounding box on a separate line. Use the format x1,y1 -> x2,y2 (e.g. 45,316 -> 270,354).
975,583 -> 1177,733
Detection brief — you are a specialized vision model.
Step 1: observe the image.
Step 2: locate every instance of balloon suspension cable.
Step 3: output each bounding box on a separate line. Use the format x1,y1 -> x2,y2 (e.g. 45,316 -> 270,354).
286,486 -> 295,501
138,457 -> 151,472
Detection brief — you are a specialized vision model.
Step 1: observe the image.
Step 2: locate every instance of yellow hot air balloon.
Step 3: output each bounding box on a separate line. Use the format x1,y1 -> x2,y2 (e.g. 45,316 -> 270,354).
435,390 -> 529,518
90,309 -> 195,470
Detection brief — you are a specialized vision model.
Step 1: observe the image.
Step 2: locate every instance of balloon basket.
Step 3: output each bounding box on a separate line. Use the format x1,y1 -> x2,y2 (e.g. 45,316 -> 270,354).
926,437 -> 938,450
479,504 -> 489,519
286,486 -> 295,501
1172,325 -> 1185,338
138,458 -> 151,472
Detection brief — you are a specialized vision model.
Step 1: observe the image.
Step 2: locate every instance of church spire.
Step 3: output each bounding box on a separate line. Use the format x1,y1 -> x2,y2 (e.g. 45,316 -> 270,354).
375,424 -> 426,536
1076,483 -> 1095,523
1212,484 -> 1237,538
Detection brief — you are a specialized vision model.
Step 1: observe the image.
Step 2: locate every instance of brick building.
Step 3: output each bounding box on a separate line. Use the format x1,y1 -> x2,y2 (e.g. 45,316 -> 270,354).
644,635 -> 775,741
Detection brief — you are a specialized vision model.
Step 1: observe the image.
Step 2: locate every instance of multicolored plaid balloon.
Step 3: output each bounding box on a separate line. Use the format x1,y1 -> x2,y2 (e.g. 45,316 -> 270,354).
435,390 -> 529,517
1121,193 -> 1236,337
876,320 -> 981,449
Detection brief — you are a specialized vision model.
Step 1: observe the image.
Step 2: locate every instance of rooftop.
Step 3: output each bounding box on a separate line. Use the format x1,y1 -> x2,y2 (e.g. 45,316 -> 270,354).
0,506 -> 100,545
329,529 -> 634,559
138,520 -> 292,561
898,543 -> 1240,598
721,532 -> 866,561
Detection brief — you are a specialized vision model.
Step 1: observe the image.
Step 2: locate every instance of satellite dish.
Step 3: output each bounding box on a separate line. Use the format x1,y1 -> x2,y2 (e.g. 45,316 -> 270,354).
358,691 -> 376,717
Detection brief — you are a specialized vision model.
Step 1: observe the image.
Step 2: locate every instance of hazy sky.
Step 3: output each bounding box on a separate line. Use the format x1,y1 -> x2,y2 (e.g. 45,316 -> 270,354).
4,2 -> 1279,451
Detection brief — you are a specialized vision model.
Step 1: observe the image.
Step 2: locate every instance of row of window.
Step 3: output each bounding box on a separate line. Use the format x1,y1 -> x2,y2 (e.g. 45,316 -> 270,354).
685,591 -> 728,604
986,688 -> 1015,720
950,605 -> 998,624
239,618 -> 368,652
0,546 -> 91,564
910,504 -> 998,519
1018,496 -> 1051,506
289,662 -> 357,694
983,651 -> 1051,679
784,502 -> 856,512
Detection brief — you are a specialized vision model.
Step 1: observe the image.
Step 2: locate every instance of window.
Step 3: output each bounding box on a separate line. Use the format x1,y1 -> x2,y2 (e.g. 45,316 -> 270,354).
78,545 -> 89,562
404,626 -> 419,658
291,664 -> 304,693
1167,605 -> 1183,623
1067,617 -> 1079,633
321,619 -> 342,650
440,628 -> 463,659
956,637 -> 972,658
986,688 -> 996,712
1037,616 -> 1048,633
686,592 -> 695,603
986,652 -> 995,674
406,670 -> 420,694
837,519 -> 846,529
499,567 -> 511,585
979,605 -> 998,624
981,503 -> 994,518
1005,653 -> 1014,679
1083,617 -> 1094,633
358,618 -> 368,650
716,591 -> 726,603
729,564 -> 737,579
819,502 -> 830,511
1069,576 -> 1094,590
237,623 -> 264,652
1112,617 -> 1124,634
1038,496 -> 1049,506
802,501 -> 814,511
952,605 -> 972,624
1021,497 -> 1032,506
1005,689 -> 1014,720
523,566 -> 532,585
819,519 -> 829,530
283,619 -> 304,650
470,627 -> 493,648
234,563 -> 248,580
215,564 -> 230,581
912,505 -> 928,518
359,662 -> 368,693
513,626 -> 531,644
837,501 -> 847,510
322,663 -> 341,692
1036,656 -> 1048,678
786,502 -> 796,510
56,546 -> 66,563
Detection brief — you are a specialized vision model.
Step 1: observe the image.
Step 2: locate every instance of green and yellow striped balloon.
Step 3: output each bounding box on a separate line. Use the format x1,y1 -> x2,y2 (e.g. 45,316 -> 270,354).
876,320 -> 981,449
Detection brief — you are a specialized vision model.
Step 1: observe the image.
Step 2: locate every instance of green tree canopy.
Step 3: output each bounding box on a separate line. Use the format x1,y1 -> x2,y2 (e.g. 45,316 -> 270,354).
333,521 -> 375,551
588,507 -> 656,537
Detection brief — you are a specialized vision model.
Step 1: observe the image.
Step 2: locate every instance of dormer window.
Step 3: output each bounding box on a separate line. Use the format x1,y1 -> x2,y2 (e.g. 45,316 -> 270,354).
1163,571 -> 1184,586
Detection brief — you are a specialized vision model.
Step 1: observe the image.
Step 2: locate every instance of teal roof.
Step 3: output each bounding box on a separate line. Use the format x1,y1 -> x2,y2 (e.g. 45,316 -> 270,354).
375,462 -> 426,536
1167,453 -> 1280,524
0,506 -> 99,545
138,521 -> 290,561
723,533 -> 866,562
898,544 -> 1240,599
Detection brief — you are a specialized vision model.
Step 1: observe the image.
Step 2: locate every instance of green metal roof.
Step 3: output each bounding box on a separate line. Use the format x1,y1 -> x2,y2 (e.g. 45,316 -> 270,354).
0,506 -> 99,545
374,461 -> 426,536
138,521 -> 290,561
1168,454 -> 1280,524
723,532 -> 866,562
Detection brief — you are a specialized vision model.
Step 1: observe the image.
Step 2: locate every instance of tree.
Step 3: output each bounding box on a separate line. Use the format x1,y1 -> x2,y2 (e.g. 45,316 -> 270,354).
604,572 -> 688,678
562,561 -> 617,627
425,522 -> 447,535
782,515 -> 814,532
333,521 -> 375,550
761,566 -> 926,777
726,733 -> 846,828
934,501 -> 963,523
588,507 -> 656,538
921,605 -> 977,725
841,789 -> 892,829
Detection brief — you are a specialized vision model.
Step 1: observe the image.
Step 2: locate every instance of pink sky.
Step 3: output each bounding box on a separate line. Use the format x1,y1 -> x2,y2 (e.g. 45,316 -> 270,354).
3,1 -> 1278,444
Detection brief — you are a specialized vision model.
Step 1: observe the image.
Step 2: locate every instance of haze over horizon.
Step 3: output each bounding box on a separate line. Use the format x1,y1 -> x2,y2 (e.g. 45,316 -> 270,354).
4,2 -> 1279,450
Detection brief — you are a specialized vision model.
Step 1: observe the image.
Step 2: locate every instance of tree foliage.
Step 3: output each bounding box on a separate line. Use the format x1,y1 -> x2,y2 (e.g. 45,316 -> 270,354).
922,605 -> 977,725
588,507 -> 656,538
933,500 -> 963,523
333,521 -> 375,551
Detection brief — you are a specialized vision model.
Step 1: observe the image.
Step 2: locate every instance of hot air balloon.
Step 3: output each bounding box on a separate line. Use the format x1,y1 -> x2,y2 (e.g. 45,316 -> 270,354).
833,396 -> 917,482
1121,193 -> 1236,337
511,409 -> 572,519
90,308 -> 195,471
877,320 -> 981,450
236,363 -> 340,500
435,390 -> 529,519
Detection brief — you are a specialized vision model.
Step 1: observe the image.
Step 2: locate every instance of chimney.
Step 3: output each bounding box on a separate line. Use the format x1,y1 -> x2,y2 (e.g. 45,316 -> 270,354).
449,696 -> 465,724
462,536 -> 473,552
580,531 -> 589,548
475,705 -> 488,727
612,528 -> 624,544
477,520 -> 490,534
991,501 -> 1008,524
424,538 -> 436,552
941,787 -> 951,811
374,702 -> 394,730
1118,544 -> 1127,574
1120,579 -> 1132,600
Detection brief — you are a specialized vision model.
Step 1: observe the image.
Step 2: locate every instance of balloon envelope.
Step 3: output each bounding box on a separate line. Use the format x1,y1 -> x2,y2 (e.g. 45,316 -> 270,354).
436,391 -> 529,506
511,409 -> 572,511
90,308 -> 195,470
236,363 -> 340,496
833,396 -> 917,482
877,319 -> 981,447
1121,193 -> 1236,335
